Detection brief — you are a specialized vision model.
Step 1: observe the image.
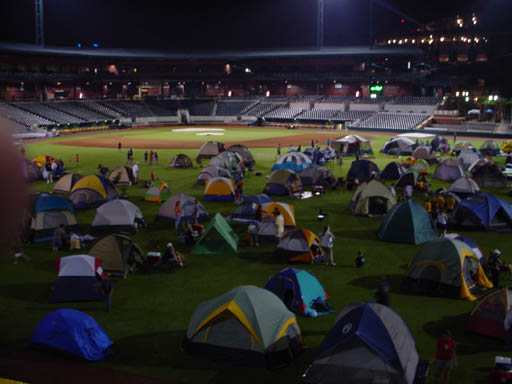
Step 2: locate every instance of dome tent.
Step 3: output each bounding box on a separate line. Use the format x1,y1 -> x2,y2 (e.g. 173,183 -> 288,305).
183,285 -> 303,366
378,199 -> 438,245
52,173 -> 83,194
227,144 -> 255,166
209,151 -> 243,174
480,140 -> 500,156
69,175 -> 118,208
401,238 -> 492,301
381,137 -> 415,155
196,165 -> 232,185
145,180 -> 171,202
89,234 -> 145,277
466,288 -> 512,340
169,153 -> 193,168
32,309 -> 112,361
264,268 -> 332,316
448,176 -> 480,197
264,169 -> 302,196
272,152 -> 313,173
262,202 -> 296,227
380,161 -> 406,180
395,171 -> 427,190
299,165 -> 334,186
432,158 -> 464,181
108,166 -> 134,186
457,148 -> 482,169
470,162 -> 507,189
91,199 -> 144,235
197,141 -> 224,162
412,146 -> 436,164
25,192 -> 79,243
204,176 -> 235,201
303,302 -> 420,384
274,228 -> 323,263
156,193 -> 209,224
350,180 -> 396,216
346,159 -> 379,182
23,160 -> 43,181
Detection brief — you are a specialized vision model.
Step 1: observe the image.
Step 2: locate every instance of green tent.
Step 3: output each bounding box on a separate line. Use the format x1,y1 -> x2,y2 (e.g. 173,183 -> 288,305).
191,213 -> 239,255
378,199 -> 438,244
401,238 -> 492,301
184,285 -> 303,365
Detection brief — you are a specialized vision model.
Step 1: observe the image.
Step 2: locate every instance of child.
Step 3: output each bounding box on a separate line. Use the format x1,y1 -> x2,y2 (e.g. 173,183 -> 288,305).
355,250 -> 365,268
75,153 -> 79,166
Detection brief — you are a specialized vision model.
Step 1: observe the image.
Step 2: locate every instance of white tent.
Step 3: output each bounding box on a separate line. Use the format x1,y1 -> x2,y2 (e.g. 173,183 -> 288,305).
91,199 -> 143,235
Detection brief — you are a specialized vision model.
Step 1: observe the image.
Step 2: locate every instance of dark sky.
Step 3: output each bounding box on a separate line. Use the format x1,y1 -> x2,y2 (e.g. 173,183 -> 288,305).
1,0 -> 511,50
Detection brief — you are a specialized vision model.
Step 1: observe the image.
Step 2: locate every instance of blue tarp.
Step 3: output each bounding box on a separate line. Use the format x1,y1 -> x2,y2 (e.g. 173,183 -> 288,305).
32,309 -> 113,361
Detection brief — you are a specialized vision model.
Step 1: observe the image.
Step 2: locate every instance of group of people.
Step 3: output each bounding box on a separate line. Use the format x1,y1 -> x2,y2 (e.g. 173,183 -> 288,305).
42,159 -> 61,184
144,150 -> 158,165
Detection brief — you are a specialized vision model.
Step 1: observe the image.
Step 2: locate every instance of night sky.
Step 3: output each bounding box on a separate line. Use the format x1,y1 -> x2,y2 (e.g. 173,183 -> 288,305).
1,0 -> 511,50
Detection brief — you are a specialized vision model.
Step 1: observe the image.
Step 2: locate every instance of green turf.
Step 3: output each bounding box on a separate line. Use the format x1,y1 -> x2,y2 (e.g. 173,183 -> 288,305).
4,127 -> 511,383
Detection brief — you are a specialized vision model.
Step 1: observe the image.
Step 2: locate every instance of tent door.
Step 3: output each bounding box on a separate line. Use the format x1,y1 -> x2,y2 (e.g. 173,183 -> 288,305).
416,264 -> 443,292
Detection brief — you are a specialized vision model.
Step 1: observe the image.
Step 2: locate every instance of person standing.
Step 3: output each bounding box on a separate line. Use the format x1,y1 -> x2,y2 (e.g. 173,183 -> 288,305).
149,150 -> 154,165
274,209 -> 284,239
174,200 -> 182,230
424,199 -> 432,216
276,143 -> 282,159
405,184 -> 413,199
254,204 -> 263,222
118,142 -> 122,151
75,153 -> 80,166
154,151 -> 158,164
144,150 -> 148,163
52,224 -> 66,251
374,276 -> 390,306
132,162 -> 139,184
50,160 -> 57,182
320,225 -> 335,266
434,330 -> 457,384
355,250 -> 365,268
436,210 -> 448,237
248,221 -> 259,247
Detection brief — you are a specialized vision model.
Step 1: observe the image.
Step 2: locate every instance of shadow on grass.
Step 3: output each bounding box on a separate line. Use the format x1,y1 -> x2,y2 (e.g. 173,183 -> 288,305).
423,313 -> 503,355
342,230 -> 379,241
0,282 -> 53,304
348,274 -> 404,292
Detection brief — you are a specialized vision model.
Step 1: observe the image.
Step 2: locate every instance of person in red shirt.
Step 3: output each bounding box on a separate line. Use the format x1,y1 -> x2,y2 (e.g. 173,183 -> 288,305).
174,200 -> 181,230
434,330 -> 457,384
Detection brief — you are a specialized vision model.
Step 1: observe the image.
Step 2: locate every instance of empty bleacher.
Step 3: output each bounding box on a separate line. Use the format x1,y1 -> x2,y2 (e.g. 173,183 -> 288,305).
353,113 -> 429,130
215,101 -> 259,116
0,113 -> 32,133
50,102 -> 112,122
353,96 -> 393,104
319,96 -> 354,103
264,107 -> 303,120
391,96 -> 440,105
0,103 -> 54,127
188,100 -> 215,116
79,100 -> 126,119
334,110 -> 376,122
16,102 -> 85,124
298,109 -> 339,120
245,103 -> 281,117
101,100 -> 155,117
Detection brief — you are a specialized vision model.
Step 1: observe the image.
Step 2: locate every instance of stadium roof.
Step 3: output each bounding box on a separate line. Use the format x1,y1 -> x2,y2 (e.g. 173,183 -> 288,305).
0,42 -> 423,61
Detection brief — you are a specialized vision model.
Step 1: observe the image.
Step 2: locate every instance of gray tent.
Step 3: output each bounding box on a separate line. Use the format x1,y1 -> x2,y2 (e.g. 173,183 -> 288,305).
196,165 -> 232,185
303,302 -> 420,384
299,165 -> 334,186
457,148 -> 481,169
448,177 -> 480,196
381,137 -> 415,155
227,144 -> 255,165
91,199 -> 144,235
197,141 -> 223,162
209,151 -> 243,173
412,146 -> 437,164
258,215 -> 278,242
432,158 -> 464,181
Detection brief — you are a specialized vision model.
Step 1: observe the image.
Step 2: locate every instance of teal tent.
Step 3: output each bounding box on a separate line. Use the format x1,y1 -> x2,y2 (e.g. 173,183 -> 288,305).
378,200 -> 438,244
191,213 -> 238,255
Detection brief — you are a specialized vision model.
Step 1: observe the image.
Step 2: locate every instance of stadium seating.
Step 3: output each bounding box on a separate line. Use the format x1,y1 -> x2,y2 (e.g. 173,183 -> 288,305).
16,102 -> 84,124
353,96 -> 393,104
50,102 -> 112,122
391,96 -> 440,105
294,95 -> 322,102
79,101 -> 126,118
101,100 -> 155,117
353,113 -> 429,130
320,96 -> 354,103
188,101 -> 215,116
245,103 -> 281,117
333,111 -> 376,121
264,107 -> 303,119
0,113 -> 32,133
143,100 -> 178,116
215,101 -> 259,116
0,103 -> 54,127
298,109 -> 338,120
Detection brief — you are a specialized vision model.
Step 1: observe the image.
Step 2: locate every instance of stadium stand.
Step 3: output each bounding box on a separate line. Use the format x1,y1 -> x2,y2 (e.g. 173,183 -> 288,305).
334,110 -> 376,122
79,100 -> 125,119
215,101 -> 259,116
353,96 -> 393,104
298,109 -> 339,120
319,96 -> 354,103
101,100 -> 155,117
16,102 -> 85,124
294,95 -> 322,102
187,100 -> 215,116
245,103 -> 281,117
353,113 -> 429,130
0,112 -> 32,133
143,100 -> 178,116
50,102 -> 111,122
0,103 -> 54,127
391,96 -> 440,105
264,107 -> 304,119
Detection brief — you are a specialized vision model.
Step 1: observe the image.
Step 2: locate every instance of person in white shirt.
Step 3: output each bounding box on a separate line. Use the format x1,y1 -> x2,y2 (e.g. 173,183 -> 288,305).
389,183 -> 396,198
132,162 -> 140,184
505,310 -> 512,350
50,160 -> 57,183
436,210 -> 448,237
320,225 -> 336,266
405,184 -> 413,199
274,209 -> 285,239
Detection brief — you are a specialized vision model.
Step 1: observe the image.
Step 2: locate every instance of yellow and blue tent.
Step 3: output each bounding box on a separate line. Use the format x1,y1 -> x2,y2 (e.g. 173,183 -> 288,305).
204,176 -> 235,201
69,175 -> 118,208
184,285 -> 303,365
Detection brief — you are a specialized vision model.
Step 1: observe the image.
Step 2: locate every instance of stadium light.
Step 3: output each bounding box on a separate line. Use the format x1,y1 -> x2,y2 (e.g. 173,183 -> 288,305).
92,43 -> 99,48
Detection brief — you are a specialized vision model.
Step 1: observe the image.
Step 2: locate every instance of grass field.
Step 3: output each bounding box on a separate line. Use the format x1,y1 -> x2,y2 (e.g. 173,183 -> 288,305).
3,126 -> 512,383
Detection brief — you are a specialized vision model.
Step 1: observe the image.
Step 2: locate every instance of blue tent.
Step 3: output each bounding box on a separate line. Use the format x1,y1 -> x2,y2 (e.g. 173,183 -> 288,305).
243,194 -> 272,205
450,193 -> 512,230
347,160 -> 380,182
272,152 -> 313,173
27,193 -> 79,243
303,302 -> 419,384
31,309 -> 113,361
304,148 -> 326,165
230,201 -> 258,223
264,268 -> 331,317
380,162 -> 405,180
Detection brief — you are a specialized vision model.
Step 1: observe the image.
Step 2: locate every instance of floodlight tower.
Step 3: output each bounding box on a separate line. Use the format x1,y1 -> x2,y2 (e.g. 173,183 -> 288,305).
35,0 -> 44,46
317,0 -> 324,49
